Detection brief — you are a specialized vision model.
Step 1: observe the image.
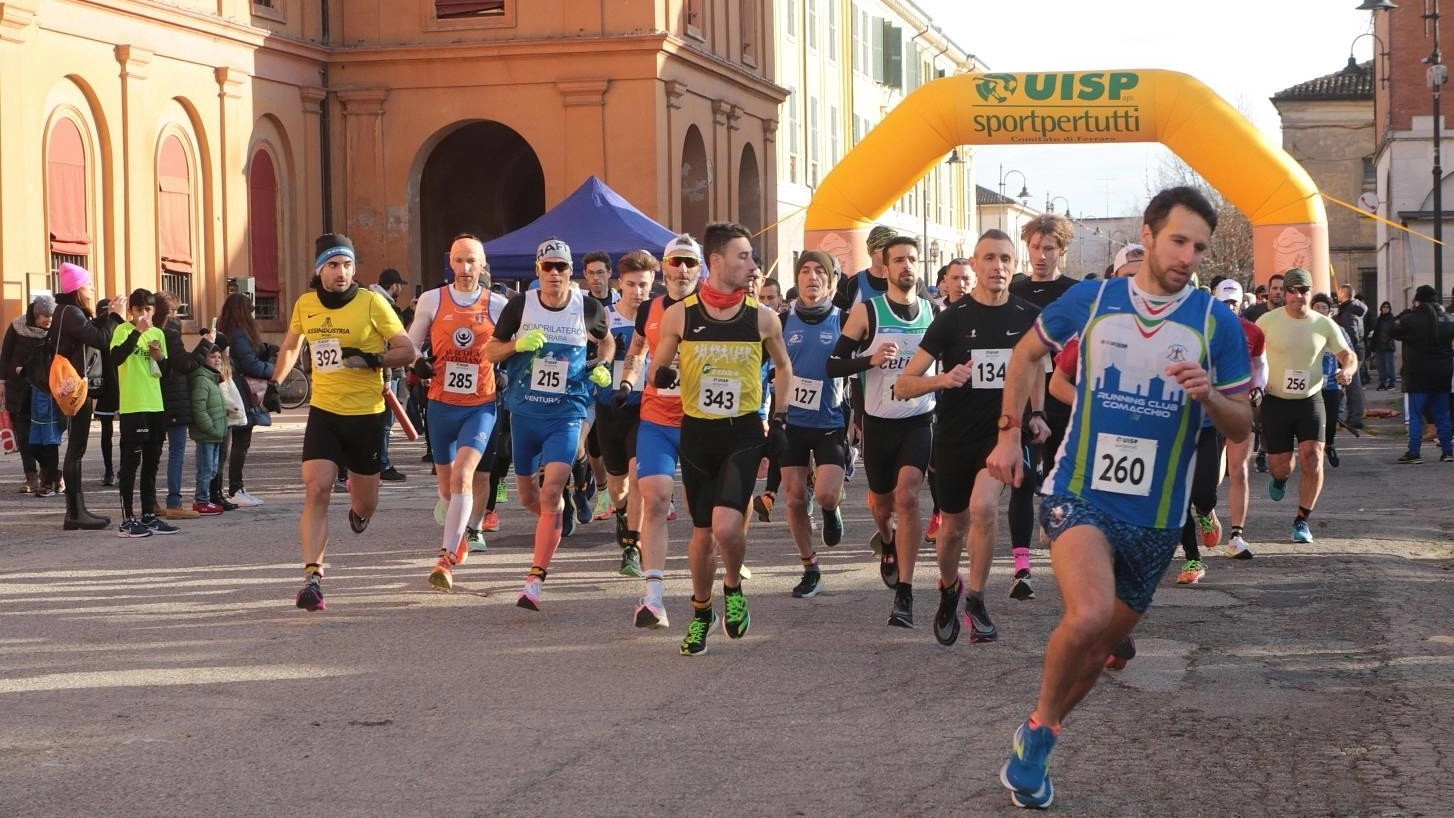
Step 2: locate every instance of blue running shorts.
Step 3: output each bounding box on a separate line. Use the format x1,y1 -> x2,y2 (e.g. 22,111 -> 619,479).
511,416 -> 583,475
635,419 -> 682,479
1038,493 -> 1182,614
427,400 -> 498,465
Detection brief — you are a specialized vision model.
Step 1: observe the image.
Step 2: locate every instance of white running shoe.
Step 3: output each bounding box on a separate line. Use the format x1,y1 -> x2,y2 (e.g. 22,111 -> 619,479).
517,578 -> 543,611
229,489 -> 263,507
1222,535 -> 1254,560
633,597 -> 670,629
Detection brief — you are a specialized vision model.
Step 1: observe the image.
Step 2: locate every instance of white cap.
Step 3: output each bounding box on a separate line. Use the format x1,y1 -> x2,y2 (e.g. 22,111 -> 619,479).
1214,279 -> 1244,304
1112,243 -> 1145,274
663,234 -> 702,263
536,238 -> 572,265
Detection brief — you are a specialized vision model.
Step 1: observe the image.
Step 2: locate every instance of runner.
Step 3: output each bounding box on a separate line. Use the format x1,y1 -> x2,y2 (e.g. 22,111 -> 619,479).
407,234 -> 501,592
599,250 -> 657,577
986,187 -> 1253,809
575,250 -> 618,525
269,233 -> 416,611
485,237 -> 614,610
1255,267 -> 1356,543
647,222 -> 791,656
827,235 -> 936,628
925,257 -> 972,543
1212,279 -> 1267,559
778,250 -> 848,599
896,229 -> 1046,646
618,234 -> 701,629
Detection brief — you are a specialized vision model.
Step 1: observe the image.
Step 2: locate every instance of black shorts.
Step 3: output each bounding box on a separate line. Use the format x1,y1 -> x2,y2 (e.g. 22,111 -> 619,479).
302,406 -> 387,475
594,401 -> 642,477
862,413 -> 933,495
586,418 -> 602,459
781,424 -> 847,469
119,411 -> 166,448
932,437 -> 996,515
1260,394 -> 1323,454
679,414 -> 765,528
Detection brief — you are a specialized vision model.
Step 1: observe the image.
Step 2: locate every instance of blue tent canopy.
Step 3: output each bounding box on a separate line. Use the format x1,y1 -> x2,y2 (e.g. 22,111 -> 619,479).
482,176 -> 677,279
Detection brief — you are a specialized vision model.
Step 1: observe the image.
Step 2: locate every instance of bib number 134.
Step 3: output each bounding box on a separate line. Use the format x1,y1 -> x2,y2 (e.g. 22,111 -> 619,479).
1091,433 -> 1157,497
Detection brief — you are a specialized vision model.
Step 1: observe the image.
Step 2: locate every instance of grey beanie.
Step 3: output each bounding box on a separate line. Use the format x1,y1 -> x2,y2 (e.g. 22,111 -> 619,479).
30,293 -> 56,317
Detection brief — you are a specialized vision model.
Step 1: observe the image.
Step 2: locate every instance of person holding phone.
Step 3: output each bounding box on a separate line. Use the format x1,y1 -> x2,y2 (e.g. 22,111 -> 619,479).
110,288 -> 177,537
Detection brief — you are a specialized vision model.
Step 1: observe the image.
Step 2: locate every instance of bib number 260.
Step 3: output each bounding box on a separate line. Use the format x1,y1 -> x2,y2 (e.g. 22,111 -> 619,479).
1090,433 -> 1157,497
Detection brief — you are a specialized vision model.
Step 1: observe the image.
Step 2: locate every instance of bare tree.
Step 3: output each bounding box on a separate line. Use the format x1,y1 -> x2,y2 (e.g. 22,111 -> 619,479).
1142,156 -> 1255,290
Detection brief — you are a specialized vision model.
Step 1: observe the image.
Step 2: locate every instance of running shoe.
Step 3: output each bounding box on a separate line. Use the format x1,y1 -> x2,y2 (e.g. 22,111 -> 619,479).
1254,451 -> 1268,473
752,492 -> 774,522
1000,720 -> 1056,810
679,609 -> 720,657
230,488 -> 264,507
1398,452 -> 1423,464
561,491 -> 577,537
614,508 -> 628,543
192,501 -> 224,516
142,514 -> 180,535
348,508 -> 369,534
482,510 -> 500,532
379,467 -> 407,482
845,445 -> 858,481
1195,509 -> 1222,549
666,500 -> 677,521
333,478 -> 349,494
1009,568 -> 1036,601
1176,559 -> 1206,585
634,597 -> 670,629
619,544 -> 644,578
573,485 -> 592,525
875,532 -> 899,589
1268,478 -> 1287,502
101,472 -> 115,487
925,511 -> 942,543
451,536 -> 470,567
1443,451 -> 1454,463
821,506 -> 844,548
1105,634 -> 1137,670
295,574 -> 325,612
967,595 -> 998,643
212,494 -> 239,512
517,577 -> 543,611
933,572 -> 967,646
738,563 -> 753,580
1326,447 -> 1340,468
465,526 -> 488,553
429,554 -> 454,592
1223,534 -> 1254,559
593,494 -> 612,521
495,481 -> 507,504
117,517 -> 152,538
888,584 -> 914,628
433,497 -> 447,525
724,588 -> 750,638
1291,519 -> 1314,543
792,569 -> 824,599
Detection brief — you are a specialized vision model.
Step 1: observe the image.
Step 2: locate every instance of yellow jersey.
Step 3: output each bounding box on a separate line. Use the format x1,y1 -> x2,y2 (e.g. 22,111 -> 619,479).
678,295 -> 765,420
289,289 -> 405,415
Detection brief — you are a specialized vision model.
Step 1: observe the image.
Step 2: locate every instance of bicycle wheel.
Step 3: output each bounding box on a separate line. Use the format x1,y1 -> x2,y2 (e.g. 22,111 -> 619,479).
278,368 -> 311,410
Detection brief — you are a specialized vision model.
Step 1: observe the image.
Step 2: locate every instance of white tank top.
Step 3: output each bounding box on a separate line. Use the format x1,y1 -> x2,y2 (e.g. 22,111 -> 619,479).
860,296 -> 936,419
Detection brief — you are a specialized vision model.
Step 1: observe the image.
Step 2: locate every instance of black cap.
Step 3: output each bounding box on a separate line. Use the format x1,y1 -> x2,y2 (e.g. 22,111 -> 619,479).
1415,284 -> 1440,304
379,268 -> 407,288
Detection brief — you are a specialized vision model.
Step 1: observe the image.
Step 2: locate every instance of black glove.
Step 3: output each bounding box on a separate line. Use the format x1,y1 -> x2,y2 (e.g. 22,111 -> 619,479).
609,382 -> 633,409
765,413 -> 789,459
652,367 -> 679,390
412,358 -> 435,380
340,347 -> 384,369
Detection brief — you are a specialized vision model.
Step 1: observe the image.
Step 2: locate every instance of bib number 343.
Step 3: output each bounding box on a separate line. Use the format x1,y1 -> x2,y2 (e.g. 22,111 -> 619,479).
1091,433 -> 1157,497
699,375 -> 741,417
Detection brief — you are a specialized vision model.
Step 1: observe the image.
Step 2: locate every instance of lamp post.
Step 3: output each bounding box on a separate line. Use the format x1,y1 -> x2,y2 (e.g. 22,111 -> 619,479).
1046,195 -> 1071,218
997,165 -> 1031,230
922,150 -> 965,280
1429,0 -> 1446,298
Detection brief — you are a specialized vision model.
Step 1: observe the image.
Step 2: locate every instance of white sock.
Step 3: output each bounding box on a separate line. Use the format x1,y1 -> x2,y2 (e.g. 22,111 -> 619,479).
443,493 -> 473,554
644,571 -> 664,604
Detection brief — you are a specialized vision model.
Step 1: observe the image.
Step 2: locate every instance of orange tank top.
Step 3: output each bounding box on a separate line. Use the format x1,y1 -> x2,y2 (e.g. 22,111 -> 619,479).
427,286 -> 497,406
639,295 -> 684,428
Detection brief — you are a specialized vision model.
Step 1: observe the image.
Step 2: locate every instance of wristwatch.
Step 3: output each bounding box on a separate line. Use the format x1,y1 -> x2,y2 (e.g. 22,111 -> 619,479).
1028,410 -> 1046,420
997,414 -> 1022,431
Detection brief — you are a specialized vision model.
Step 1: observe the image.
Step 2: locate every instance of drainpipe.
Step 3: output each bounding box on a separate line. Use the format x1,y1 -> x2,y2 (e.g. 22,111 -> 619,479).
320,0 -> 333,232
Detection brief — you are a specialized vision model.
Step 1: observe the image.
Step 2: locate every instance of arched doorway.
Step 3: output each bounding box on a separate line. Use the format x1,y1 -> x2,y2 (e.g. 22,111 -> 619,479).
680,125 -> 709,240
737,144 -> 762,242
419,121 -> 543,287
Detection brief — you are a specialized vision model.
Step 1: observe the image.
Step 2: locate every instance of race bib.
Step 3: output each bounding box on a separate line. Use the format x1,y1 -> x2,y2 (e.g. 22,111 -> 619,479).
698,375 -> 741,417
1091,433 -> 1157,497
614,360 -> 643,392
1282,368 -> 1311,396
971,348 -> 1011,389
443,361 -> 477,395
312,339 -> 343,374
789,376 -> 823,411
531,357 -> 568,394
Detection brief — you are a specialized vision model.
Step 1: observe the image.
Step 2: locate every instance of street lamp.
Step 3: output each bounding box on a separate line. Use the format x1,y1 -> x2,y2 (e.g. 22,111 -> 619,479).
1428,0 -> 1446,299
997,165 -> 1030,230
924,150 -> 966,280
1046,195 -> 1071,218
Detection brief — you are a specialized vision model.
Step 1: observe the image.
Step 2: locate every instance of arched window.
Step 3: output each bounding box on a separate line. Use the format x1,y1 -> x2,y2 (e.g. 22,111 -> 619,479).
247,149 -> 281,319
158,134 -> 194,317
47,118 -> 90,289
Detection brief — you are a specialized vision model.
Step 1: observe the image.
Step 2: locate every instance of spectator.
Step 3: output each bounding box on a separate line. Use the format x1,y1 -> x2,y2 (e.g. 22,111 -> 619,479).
188,342 -> 228,516
1391,284 -> 1454,463
368,267 -> 411,483
1335,285 -> 1368,432
217,293 -> 273,506
93,297 -> 120,487
54,262 -> 122,530
154,292 -> 211,520
2,293 -> 55,494
1371,301 -> 1398,389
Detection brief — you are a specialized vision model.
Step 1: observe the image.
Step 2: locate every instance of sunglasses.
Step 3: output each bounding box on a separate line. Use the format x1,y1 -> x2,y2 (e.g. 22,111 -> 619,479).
1288,285 -> 1311,295
538,261 -> 570,273
667,257 -> 700,268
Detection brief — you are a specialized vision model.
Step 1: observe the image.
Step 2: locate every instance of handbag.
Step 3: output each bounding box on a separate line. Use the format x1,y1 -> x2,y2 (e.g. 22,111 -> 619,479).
0,408 -> 16,455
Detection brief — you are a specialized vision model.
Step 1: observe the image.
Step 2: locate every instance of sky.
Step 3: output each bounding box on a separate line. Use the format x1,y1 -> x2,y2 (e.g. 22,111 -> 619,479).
916,0 -> 1379,218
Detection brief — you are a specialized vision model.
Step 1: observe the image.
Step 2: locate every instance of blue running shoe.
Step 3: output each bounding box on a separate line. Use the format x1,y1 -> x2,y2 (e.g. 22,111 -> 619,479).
1268,478 -> 1287,502
1000,720 -> 1056,810
1291,519 -> 1313,543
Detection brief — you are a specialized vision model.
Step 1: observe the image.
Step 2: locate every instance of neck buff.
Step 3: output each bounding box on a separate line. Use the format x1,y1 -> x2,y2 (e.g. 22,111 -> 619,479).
314,279 -> 360,309
698,281 -> 746,310
795,298 -> 832,319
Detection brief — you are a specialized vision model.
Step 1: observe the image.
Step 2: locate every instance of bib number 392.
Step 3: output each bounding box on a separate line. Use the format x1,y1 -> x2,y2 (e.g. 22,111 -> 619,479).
699,375 -> 741,417
312,339 -> 343,374
531,357 -> 568,394
1091,433 -> 1157,497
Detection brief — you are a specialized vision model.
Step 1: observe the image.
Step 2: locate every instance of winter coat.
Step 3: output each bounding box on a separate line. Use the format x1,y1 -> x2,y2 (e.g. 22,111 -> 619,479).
1335,298 -> 1367,354
1371,312 -> 1398,353
1,315 -> 47,415
226,328 -> 274,427
52,297 -> 118,384
1391,303 -> 1454,393
159,318 -> 206,427
188,364 -> 227,443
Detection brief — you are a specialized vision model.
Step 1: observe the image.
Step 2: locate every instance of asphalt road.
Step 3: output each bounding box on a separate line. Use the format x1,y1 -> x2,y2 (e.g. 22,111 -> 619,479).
1,392 -> 1452,818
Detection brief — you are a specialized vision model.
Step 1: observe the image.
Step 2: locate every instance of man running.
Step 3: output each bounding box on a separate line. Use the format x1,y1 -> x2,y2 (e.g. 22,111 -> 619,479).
1213,278 -> 1267,558
599,250 -> 657,576
576,250 -> 618,523
485,238 -> 614,610
778,250 -> 848,599
987,187 -> 1253,809
270,233 -> 416,611
828,235 -> 936,628
897,229 -> 1046,646
408,234 -> 501,592
648,222 -> 791,657
1255,267 -> 1355,543
618,234 -> 702,629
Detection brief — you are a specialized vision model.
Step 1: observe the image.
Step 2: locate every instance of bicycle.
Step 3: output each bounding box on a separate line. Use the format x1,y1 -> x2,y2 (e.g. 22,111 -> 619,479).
278,339 -> 312,410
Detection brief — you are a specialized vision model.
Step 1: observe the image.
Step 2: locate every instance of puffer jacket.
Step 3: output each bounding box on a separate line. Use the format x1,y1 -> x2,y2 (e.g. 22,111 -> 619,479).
160,318 -> 205,427
188,364 -> 227,443
227,328 -> 274,427
2,315 -> 47,414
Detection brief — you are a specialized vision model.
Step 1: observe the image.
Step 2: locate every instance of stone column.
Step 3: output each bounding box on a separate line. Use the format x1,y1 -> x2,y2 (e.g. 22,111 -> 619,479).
762,117 -> 778,269
336,88 -> 388,270
116,44 -> 154,295
214,67 -> 248,307
299,87 -> 326,260
556,79 -> 610,203
0,1 -> 39,318
712,98 -> 733,223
